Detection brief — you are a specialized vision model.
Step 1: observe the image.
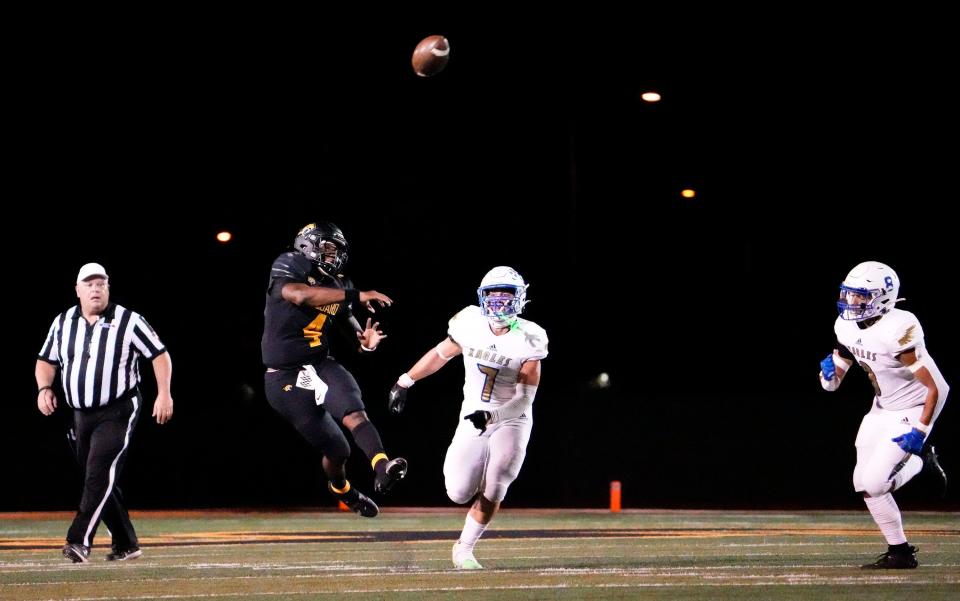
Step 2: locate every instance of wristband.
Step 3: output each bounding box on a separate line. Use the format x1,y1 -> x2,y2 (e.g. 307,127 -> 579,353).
398,373 -> 416,388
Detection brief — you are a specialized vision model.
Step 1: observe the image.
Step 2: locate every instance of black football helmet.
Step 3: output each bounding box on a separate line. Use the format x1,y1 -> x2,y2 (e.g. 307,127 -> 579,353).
294,221 -> 349,276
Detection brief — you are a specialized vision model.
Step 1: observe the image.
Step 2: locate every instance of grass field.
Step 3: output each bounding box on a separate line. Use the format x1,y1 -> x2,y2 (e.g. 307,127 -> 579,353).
1,508 -> 958,600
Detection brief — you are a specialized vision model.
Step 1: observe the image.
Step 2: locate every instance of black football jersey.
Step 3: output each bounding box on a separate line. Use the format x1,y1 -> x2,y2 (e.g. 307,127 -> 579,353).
261,252 -> 355,368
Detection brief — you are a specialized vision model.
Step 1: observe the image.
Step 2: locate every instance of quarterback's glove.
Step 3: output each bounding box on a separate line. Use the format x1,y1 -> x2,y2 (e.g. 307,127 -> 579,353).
388,384 -> 408,415
820,354 -> 836,380
892,428 -> 926,455
464,410 -> 491,434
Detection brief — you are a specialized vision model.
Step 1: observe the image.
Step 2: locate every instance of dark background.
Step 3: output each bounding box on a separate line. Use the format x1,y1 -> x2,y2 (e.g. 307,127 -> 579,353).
5,14 -> 956,512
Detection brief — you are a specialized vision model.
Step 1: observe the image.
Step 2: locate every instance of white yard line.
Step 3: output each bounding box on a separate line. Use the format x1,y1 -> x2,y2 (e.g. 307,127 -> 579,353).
39,578 -> 960,601
3,563 -> 960,586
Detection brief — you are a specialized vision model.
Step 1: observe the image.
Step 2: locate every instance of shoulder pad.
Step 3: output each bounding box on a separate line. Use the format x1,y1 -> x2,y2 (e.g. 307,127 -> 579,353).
271,252 -> 311,282
517,318 -> 549,358
890,311 -> 924,353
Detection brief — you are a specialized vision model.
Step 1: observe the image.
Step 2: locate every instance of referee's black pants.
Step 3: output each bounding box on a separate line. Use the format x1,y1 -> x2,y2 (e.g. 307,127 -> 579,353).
66,390 -> 141,549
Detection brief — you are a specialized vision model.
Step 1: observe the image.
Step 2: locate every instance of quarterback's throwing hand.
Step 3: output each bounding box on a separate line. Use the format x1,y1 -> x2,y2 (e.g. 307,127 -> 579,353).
359,290 -> 393,313
820,354 -> 836,380
388,384 -> 408,415
464,410 -> 491,434
892,428 -> 925,455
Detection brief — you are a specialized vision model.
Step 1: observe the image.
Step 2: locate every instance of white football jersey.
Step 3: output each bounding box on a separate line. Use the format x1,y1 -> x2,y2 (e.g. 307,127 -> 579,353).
448,306 -> 548,415
834,308 -> 946,411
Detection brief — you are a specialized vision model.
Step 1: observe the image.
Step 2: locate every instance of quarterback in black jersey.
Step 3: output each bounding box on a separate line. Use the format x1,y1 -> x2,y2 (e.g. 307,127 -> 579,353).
261,221 -> 408,516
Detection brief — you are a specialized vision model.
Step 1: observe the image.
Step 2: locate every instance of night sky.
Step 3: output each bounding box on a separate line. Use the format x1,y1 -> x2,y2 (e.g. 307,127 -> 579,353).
6,15 -> 956,511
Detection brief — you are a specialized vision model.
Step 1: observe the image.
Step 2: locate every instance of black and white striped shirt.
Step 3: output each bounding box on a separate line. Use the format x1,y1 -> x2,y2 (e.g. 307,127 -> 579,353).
38,303 -> 166,409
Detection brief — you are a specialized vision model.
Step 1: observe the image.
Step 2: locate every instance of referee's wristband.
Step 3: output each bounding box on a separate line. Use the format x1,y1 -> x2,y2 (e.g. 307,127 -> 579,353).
38,385 -> 53,394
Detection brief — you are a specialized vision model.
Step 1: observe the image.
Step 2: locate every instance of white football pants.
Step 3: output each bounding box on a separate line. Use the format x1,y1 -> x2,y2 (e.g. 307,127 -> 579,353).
443,414 -> 532,504
853,403 -> 936,497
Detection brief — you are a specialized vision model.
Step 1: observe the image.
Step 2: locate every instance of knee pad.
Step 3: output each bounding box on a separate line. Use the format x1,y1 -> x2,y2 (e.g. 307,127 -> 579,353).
859,473 -> 891,497
483,463 -> 522,502
852,465 -> 864,493
324,433 -> 351,466
444,469 -> 478,504
446,485 -> 475,505
482,445 -> 525,503
482,480 -> 510,503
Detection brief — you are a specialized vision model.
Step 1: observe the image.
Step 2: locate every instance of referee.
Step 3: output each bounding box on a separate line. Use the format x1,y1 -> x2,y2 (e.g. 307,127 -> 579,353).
35,262 -> 173,563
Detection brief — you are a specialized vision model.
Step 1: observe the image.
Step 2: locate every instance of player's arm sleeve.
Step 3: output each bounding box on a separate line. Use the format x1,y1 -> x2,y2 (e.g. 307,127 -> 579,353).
333,313 -> 366,351
489,359 -> 541,423
341,277 -> 356,318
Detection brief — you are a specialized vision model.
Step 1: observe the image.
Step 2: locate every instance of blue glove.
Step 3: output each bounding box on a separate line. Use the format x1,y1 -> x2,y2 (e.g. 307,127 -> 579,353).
820,354 -> 836,380
892,428 -> 925,455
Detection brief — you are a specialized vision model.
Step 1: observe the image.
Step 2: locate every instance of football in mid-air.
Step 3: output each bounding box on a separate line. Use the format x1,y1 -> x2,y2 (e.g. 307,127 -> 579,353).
412,35 -> 450,77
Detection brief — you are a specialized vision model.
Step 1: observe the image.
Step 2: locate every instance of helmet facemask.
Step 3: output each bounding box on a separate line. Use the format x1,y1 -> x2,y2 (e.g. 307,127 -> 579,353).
294,222 -> 349,277
479,287 -> 527,328
313,239 -> 348,277
837,286 -> 886,321
477,266 -> 530,328
836,261 -> 900,321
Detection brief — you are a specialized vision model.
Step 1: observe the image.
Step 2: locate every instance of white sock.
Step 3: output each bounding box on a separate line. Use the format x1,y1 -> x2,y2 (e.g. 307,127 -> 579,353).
457,514 -> 488,550
893,455 -> 923,490
863,493 -> 907,545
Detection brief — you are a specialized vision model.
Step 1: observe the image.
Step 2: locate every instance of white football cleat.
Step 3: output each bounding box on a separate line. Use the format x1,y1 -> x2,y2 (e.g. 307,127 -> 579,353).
452,542 -> 483,569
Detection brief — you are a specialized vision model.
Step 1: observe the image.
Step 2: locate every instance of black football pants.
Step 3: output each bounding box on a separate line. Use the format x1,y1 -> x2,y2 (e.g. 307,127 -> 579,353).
264,367 -> 351,465
66,391 -> 141,549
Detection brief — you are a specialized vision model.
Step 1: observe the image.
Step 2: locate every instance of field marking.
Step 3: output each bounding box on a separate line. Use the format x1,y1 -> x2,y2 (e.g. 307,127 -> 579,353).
4,537 -> 957,566
3,545 -> 959,573
4,562 -> 960,585
32,578 -> 960,601
4,526 -> 958,551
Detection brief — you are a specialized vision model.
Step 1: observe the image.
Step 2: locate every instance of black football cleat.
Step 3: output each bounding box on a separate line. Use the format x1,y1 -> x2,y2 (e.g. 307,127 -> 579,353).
861,546 -> 918,569
106,546 -> 142,561
62,543 -> 90,563
922,445 -> 947,498
329,482 -> 379,518
374,457 -> 408,494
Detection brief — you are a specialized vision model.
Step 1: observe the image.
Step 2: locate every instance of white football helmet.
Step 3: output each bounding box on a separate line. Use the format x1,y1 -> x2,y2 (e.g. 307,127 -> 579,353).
837,261 -> 901,321
477,266 -> 529,327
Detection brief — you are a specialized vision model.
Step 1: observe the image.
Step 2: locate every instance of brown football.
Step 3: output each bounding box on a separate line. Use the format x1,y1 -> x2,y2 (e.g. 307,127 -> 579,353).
412,35 -> 450,77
